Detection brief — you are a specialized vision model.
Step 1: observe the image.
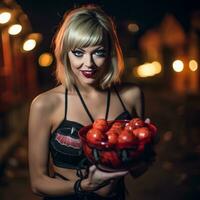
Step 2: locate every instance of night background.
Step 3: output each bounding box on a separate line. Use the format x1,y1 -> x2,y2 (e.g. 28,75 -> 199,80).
0,0 -> 200,199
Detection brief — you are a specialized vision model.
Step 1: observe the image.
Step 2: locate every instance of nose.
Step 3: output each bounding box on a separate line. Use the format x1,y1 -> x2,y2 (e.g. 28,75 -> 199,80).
84,53 -> 93,67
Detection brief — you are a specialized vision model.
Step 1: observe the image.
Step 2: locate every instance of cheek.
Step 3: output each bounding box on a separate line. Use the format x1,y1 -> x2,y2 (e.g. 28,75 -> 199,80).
71,61 -> 81,69
94,57 -> 107,68
68,52 -> 82,69
69,58 -> 82,70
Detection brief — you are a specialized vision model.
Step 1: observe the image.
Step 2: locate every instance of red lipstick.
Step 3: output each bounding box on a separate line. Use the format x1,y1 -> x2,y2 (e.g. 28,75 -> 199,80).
81,70 -> 97,78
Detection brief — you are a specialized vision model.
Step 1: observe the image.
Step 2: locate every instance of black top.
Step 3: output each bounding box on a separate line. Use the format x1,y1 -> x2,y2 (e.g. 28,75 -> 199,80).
49,85 -> 133,169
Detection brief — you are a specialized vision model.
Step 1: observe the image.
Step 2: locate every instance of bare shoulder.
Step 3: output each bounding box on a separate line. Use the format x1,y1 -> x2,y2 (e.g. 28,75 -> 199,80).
115,82 -> 143,103
114,82 -> 144,118
30,85 -> 64,115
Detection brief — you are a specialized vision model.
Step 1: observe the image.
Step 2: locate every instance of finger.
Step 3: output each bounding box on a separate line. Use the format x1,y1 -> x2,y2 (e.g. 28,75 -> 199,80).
89,165 -> 96,172
105,170 -> 128,179
145,118 -> 151,124
88,165 -> 97,179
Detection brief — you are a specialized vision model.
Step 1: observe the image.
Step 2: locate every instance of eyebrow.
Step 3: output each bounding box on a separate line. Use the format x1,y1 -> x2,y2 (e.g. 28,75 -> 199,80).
76,46 -> 105,52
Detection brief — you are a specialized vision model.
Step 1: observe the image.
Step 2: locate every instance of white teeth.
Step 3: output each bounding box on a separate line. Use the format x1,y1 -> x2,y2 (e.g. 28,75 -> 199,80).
84,71 -> 93,74
81,70 -> 96,74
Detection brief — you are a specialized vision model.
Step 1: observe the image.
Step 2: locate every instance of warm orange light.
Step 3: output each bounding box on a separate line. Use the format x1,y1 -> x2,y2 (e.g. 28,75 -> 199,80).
128,23 -> 139,33
135,61 -> 162,77
172,60 -> 184,72
38,53 -> 53,67
189,59 -> 198,71
152,61 -> 162,74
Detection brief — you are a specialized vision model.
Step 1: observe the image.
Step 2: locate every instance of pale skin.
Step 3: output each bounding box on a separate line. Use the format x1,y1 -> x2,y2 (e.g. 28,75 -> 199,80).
28,45 -> 145,197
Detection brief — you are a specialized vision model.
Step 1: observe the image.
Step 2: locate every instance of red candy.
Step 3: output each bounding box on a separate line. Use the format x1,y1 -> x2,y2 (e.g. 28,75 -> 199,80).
117,130 -> 136,148
83,117 -> 157,171
93,119 -> 109,132
87,118 -> 156,146
132,127 -> 151,140
128,118 -> 145,129
86,128 -> 106,145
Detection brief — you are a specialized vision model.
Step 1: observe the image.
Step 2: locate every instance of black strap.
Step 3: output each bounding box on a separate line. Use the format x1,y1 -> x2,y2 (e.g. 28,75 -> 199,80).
113,86 -> 128,112
73,85 -> 110,123
105,89 -> 110,120
64,89 -> 68,120
54,172 -> 69,180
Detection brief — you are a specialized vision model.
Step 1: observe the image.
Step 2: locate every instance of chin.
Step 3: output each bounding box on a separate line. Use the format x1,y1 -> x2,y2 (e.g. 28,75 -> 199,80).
78,77 -> 95,85
81,77 -> 102,88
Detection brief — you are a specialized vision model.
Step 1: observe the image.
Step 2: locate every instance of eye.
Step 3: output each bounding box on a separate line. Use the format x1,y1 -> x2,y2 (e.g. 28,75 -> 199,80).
94,49 -> 107,57
71,50 -> 83,57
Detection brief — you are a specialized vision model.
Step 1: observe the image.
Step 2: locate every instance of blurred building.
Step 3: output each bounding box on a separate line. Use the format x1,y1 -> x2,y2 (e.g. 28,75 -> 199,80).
118,13 -> 200,95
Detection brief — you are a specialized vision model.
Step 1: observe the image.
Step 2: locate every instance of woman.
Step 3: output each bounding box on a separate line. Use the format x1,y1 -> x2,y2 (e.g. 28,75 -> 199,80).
28,4 -> 147,200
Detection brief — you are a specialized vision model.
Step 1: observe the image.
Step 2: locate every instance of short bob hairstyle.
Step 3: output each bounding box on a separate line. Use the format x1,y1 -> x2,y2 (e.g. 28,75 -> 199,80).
53,4 -> 124,90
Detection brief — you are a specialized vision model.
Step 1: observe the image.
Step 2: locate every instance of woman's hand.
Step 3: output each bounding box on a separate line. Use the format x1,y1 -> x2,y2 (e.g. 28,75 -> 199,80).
81,165 -> 128,191
144,118 -> 150,124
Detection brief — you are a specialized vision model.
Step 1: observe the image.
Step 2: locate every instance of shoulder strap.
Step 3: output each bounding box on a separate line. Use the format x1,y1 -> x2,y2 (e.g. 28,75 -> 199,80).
113,86 -> 128,112
64,89 -> 68,120
105,89 -> 110,120
73,85 -> 110,122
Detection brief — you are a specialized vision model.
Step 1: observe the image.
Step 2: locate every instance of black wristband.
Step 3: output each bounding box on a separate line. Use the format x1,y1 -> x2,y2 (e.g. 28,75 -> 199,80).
74,178 -> 112,195
74,178 -> 84,195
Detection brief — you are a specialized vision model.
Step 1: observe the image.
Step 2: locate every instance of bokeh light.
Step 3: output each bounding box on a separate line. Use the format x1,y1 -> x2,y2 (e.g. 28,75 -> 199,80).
8,24 -> 22,35
135,61 -> 162,77
128,23 -> 139,33
172,60 -> 184,72
23,39 -> 36,51
189,59 -> 198,71
38,53 -> 53,67
0,12 -> 11,24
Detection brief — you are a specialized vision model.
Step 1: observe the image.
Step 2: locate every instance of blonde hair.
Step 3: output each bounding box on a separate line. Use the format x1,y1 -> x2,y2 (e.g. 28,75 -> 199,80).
53,4 -> 124,90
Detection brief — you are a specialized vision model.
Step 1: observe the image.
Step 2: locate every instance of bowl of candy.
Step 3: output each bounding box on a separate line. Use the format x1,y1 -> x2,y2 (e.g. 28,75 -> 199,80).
78,118 -> 157,172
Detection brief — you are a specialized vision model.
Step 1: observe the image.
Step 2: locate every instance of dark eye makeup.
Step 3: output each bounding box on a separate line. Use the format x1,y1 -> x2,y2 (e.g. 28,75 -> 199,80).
71,50 -> 83,57
71,48 -> 107,57
94,49 -> 107,57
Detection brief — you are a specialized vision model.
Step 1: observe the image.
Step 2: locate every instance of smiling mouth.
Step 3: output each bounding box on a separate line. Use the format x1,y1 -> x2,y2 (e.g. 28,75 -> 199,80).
80,70 -> 97,78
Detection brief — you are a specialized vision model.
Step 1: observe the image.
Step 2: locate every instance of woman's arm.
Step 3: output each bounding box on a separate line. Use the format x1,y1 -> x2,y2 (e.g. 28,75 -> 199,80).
28,94 -> 78,196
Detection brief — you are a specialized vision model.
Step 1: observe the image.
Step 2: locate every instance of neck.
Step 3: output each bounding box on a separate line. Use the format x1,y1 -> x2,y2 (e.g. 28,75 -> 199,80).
73,80 -> 104,95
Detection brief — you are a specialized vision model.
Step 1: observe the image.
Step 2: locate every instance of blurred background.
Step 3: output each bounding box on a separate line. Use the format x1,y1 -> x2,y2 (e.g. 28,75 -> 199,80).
0,0 -> 199,199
